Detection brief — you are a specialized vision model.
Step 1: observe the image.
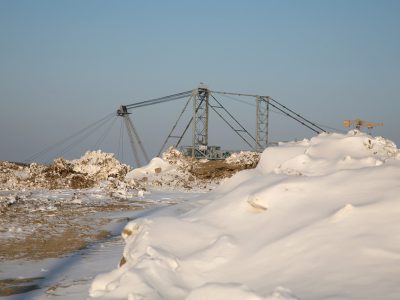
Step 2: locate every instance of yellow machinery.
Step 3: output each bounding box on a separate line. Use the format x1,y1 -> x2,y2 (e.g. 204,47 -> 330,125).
343,119 -> 383,130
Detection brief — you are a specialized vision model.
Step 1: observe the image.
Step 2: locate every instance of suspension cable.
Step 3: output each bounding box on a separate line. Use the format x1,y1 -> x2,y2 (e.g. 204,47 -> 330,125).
23,112 -> 115,163
158,95 -> 192,156
93,116 -> 118,150
267,101 -> 320,134
125,90 -> 193,109
52,114 -> 115,161
219,93 -> 331,133
210,94 -> 258,144
209,104 -> 255,149
210,95 -> 256,148
269,97 -> 325,132
315,123 -> 346,133
175,97 -> 206,148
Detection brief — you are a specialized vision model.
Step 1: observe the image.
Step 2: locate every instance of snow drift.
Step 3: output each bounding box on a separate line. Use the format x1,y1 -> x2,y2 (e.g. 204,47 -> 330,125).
90,131 -> 400,300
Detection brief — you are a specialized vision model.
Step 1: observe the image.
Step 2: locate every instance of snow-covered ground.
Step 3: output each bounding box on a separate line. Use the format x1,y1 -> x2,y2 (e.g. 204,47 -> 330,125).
89,131 -> 400,300
1,147 -> 259,298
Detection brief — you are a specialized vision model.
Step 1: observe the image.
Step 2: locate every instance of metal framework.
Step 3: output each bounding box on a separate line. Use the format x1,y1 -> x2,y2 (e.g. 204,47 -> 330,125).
192,87 -> 209,157
209,94 -> 257,149
117,85 -> 326,165
23,85 -> 328,166
256,96 -> 270,150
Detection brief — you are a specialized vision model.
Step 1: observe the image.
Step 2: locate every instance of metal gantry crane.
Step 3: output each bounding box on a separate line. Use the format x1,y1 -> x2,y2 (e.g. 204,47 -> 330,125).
117,85 -> 325,167
22,85 -> 327,166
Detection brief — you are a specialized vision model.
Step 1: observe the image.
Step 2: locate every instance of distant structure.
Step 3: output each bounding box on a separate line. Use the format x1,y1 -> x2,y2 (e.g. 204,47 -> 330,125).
117,84 -> 325,167
343,119 -> 383,131
22,84 -> 326,167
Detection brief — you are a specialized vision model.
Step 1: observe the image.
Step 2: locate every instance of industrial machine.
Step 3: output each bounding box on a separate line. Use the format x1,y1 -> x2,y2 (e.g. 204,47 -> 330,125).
343,119 -> 383,130
117,85 -> 325,166
23,85 -> 326,167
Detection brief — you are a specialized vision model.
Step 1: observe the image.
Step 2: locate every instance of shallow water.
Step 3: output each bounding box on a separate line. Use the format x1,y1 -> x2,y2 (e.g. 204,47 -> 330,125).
0,190 -> 200,299
1,213 -> 127,299
0,277 -> 44,297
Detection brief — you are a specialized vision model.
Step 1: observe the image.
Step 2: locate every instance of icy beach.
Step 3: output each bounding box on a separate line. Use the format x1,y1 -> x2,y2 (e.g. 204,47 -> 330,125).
1,131 -> 399,299
90,131 -> 400,300
0,147 -> 257,298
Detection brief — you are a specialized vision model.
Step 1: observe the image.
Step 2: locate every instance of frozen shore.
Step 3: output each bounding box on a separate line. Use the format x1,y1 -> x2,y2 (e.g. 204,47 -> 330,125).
1,147 -> 260,298
90,131 -> 400,300
0,190 -> 203,299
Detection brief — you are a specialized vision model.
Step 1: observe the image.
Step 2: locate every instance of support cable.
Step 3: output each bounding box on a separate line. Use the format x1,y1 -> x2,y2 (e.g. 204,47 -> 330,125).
221,94 -> 254,107
174,96 -> 207,148
158,95 -> 192,156
125,91 -> 192,109
175,116 -> 193,148
209,95 -> 257,149
211,90 -> 261,98
23,112 -> 114,163
219,93 -> 331,134
218,93 -> 291,118
268,102 -> 320,134
315,123 -> 346,133
209,104 -> 254,149
210,94 -> 259,147
93,116 -> 118,150
54,115 -> 115,161
269,97 -> 325,132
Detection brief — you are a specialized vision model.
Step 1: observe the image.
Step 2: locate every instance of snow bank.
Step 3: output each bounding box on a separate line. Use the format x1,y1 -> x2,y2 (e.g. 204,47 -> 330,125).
0,150 -> 134,191
226,150 -> 260,167
258,130 -> 398,175
90,131 -> 400,299
125,147 -> 260,191
124,148 -> 206,191
126,157 -> 172,180
72,150 -> 130,181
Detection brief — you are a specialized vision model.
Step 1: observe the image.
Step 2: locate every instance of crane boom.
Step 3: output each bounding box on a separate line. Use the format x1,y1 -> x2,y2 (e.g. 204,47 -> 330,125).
125,91 -> 192,109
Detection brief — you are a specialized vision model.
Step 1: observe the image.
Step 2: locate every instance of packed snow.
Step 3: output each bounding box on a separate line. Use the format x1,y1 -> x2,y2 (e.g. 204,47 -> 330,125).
90,131 -> 400,300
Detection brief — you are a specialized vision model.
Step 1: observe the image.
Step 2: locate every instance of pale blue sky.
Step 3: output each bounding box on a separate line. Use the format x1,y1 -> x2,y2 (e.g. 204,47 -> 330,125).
1,0 -> 399,165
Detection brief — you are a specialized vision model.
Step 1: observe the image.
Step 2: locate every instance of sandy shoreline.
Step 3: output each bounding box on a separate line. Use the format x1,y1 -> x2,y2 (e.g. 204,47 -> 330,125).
0,188 -> 178,261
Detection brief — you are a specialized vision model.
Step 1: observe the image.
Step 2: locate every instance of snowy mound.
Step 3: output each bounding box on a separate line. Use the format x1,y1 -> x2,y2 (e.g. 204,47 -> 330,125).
125,157 -> 172,180
0,150 -> 133,190
124,148 -> 203,191
226,150 -> 260,166
125,147 -> 260,191
258,130 -> 398,176
72,150 -> 130,181
90,131 -> 400,299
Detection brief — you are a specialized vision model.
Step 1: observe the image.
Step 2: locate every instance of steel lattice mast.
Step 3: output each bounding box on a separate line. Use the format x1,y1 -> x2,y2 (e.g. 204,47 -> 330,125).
192,85 -> 210,157
256,96 -> 270,150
